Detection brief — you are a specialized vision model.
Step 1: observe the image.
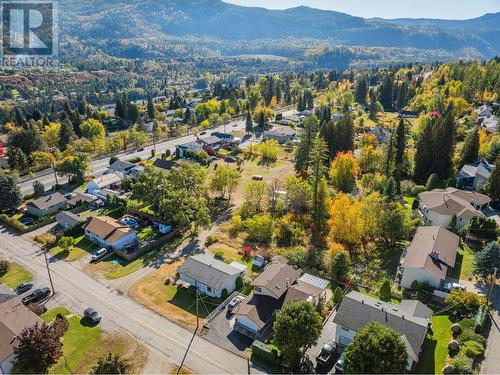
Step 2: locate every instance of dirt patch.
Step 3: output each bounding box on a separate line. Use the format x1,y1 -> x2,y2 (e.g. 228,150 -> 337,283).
128,260 -> 200,330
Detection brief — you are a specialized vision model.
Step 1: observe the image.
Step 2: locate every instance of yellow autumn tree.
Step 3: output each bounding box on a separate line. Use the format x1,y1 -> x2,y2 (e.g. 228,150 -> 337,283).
327,193 -> 363,250
329,152 -> 360,193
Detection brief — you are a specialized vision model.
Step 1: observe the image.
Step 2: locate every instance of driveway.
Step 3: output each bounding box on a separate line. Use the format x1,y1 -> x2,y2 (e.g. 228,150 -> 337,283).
0,225 -> 257,374
307,309 -> 338,370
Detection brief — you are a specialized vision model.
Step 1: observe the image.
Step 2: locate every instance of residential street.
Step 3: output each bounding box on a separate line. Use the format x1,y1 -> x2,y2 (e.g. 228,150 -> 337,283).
481,285 -> 500,374
18,109 -> 295,194
0,226 -> 255,374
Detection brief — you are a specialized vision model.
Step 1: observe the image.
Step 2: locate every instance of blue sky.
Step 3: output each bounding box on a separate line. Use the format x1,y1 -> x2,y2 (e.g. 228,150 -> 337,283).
224,0 -> 500,19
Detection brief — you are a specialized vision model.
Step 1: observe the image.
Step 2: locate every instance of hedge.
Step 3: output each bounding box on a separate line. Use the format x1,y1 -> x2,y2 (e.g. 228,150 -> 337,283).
474,304 -> 490,333
251,340 -> 278,364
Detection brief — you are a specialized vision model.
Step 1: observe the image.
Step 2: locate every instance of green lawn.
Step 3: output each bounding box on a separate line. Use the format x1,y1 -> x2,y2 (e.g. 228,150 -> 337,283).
415,314 -> 453,374
137,226 -> 160,241
165,286 -> 222,318
50,235 -> 100,262
0,262 -> 33,288
403,196 -> 416,215
358,287 -> 401,305
451,246 -> 475,281
42,307 -> 103,374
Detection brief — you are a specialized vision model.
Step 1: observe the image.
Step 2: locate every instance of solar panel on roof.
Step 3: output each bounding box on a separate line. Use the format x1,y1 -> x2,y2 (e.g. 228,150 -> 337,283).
299,273 -> 329,289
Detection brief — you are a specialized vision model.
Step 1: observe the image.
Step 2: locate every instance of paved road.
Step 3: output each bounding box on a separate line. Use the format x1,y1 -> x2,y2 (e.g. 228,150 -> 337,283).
0,226 -> 255,374
19,109 -> 295,194
481,285 -> 500,374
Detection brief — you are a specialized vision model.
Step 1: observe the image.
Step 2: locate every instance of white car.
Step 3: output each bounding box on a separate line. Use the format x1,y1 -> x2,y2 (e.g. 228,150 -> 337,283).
228,295 -> 244,310
444,282 -> 466,292
91,248 -> 109,263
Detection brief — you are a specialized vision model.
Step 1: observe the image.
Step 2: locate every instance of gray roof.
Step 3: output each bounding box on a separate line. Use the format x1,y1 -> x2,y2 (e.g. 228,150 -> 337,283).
264,126 -> 297,137
419,187 -> 490,218
178,254 -> 244,290
56,211 -> 83,228
200,136 -> 222,145
333,291 -> 431,362
457,160 -> 493,180
108,160 -> 135,173
28,192 -> 67,210
178,140 -> 204,151
0,284 -> 16,304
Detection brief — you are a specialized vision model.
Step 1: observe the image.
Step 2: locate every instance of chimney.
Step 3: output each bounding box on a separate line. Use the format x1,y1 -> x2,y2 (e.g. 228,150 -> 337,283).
430,251 -> 439,260
285,278 -> 290,288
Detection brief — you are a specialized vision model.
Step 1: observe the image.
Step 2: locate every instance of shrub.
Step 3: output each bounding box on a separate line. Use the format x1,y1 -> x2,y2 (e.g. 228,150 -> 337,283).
33,232 -> 57,245
0,214 -> 28,232
283,248 -> 307,268
462,340 -> 484,358
27,303 -> 46,316
457,329 -> 486,348
235,276 -> 243,290
221,288 -> 229,300
245,214 -> 274,243
411,185 -> 426,197
458,319 -> 475,332
230,214 -> 243,234
400,180 -> 416,196
251,340 -> 278,364
205,235 -> 218,247
240,246 -> 253,258
448,355 -> 473,374
0,260 -> 10,276
214,250 -> 224,260
379,280 -> 391,300
52,314 -> 69,337
474,304 -> 490,333
333,287 -> 343,303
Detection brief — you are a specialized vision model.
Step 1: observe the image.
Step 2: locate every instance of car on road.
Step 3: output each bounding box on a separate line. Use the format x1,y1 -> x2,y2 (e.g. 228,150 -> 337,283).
91,248 -> 109,263
225,156 -> 237,163
137,147 -> 145,152
15,282 -> 34,295
316,340 -> 338,366
232,123 -> 237,127
444,282 -> 466,292
22,287 -> 51,305
64,193 -> 74,199
83,308 -> 102,324
228,295 -> 244,310
199,131 -> 207,135
334,352 -> 345,373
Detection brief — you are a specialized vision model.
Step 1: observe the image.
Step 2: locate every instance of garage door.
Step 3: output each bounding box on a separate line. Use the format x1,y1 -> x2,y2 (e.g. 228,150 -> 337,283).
339,336 -> 351,347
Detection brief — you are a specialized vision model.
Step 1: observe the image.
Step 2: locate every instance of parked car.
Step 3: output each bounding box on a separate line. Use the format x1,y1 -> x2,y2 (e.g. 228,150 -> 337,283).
252,175 -> 263,181
444,282 -> 466,292
22,287 -> 51,305
15,282 -> 34,295
91,248 -> 109,263
20,217 -> 34,225
83,308 -> 102,324
225,156 -> 237,163
228,295 -> 244,310
199,131 -> 207,135
64,193 -> 74,199
316,341 -> 338,366
137,147 -> 145,152
334,352 -> 345,373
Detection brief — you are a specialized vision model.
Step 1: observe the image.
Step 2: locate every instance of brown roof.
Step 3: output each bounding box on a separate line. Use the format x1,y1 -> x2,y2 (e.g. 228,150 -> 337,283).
401,226 -> 459,280
0,298 -> 43,362
28,192 -> 67,210
236,293 -> 284,329
283,281 -> 324,305
419,188 -> 489,219
83,216 -> 132,243
252,260 -> 300,299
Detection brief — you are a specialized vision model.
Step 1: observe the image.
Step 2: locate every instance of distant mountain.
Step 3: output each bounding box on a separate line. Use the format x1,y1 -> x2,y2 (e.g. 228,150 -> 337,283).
58,0 -> 500,61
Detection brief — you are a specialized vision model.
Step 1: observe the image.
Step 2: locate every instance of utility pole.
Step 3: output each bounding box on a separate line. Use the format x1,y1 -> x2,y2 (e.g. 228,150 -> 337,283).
487,267 -> 497,305
43,247 -> 55,294
177,290 -> 199,375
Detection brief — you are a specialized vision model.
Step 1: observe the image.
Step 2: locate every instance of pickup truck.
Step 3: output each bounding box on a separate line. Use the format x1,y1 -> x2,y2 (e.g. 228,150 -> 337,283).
22,287 -> 51,305
316,340 -> 338,366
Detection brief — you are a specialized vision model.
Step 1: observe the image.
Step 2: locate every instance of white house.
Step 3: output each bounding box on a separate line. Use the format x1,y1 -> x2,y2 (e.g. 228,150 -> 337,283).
333,292 -> 432,371
83,216 -> 137,250
418,188 -> 491,228
456,159 -> 493,191
397,226 -> 460,289
475,105 -> 493,119
87,174 -> 122,200
177,254 -> 246,298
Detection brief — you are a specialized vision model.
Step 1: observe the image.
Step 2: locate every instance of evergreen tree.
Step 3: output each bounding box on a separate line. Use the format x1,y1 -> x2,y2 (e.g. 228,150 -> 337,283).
127,103 -> 139,124
72,110 -> 82,137
473,242 -> 500,281
355,75 -> 369,104
394,118 -> 406,181
58,117 -> 75,151
384,130 -> 395,176
379,75 -> 394,111
0,172 -> 23,212
309,136 -> 329,247
488,156 -> 500,201
432,108 -> 456,179
395,80 -> 408,111
384,177 -> 398,200
258,110 -> 265,127
295,116 -> 319,172
414,119 -> 435,183
147,96 -> 156,120
245,110 -> 253,133
459,127 -> 480,168
183,107 -> 191,124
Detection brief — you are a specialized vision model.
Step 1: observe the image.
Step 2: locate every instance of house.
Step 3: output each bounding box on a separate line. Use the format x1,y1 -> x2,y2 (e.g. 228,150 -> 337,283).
0,297 -> 43,374
66,193 -> 101,209
210,132 -> 240,144
83,216 -> 137,250
455,160 -> 493,191
262,126 -> 297,144
252,255 -> 266,268
234,257 -> 327,339
107,160 -> 139,179
176,140 -> 204,158
475,105 -> 493,119
26,192 -> 67,217
152,158 -> 181,172
87,174 -> 122,200
177,254 -> 246,298
199,135 -> 223,148
400,110 -> 419,119
333,291 -> 432,371
418,188 -> 491,228
481,116 -> 499,133
368,126 -> 391,142
56,211 -> 84,230
397,226 -> 459,289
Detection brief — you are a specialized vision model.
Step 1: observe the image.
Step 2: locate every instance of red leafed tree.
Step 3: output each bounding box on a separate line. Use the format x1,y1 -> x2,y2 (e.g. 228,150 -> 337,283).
14,322 -> 63,373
